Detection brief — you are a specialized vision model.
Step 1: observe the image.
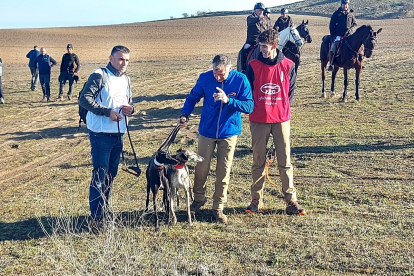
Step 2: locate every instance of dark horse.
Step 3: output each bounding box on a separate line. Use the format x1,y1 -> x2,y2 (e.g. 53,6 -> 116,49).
320,25 -> 382,102
283,20 -> 312,74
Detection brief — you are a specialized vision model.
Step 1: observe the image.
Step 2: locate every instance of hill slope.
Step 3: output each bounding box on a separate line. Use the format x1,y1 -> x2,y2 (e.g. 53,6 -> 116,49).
207,0 -> 414,19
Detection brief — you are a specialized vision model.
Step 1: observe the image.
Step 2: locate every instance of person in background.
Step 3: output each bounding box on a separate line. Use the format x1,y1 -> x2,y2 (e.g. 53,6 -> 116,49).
264,8 -> 271,20
0,57 -> 4,104
26,45 -> 40,91
57,44 -> 80,101
327,0 -> 357,72
179,54 -> 253,224
34,48 -> 57,102
239,2 -> 272,73
273,8 -> 293,32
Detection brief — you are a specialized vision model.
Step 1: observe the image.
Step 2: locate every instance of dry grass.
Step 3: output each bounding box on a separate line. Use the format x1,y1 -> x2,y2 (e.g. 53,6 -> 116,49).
0,14 -> 414,275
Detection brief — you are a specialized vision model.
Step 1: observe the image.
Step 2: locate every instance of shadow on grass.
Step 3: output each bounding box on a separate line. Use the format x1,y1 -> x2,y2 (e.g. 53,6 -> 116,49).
133,93 -> 188,103
234,142 -> 414,159
0,210 -> 153,242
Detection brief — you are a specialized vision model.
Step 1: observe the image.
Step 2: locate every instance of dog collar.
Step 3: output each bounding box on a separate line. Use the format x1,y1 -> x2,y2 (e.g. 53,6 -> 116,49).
174,163 -> 185,169
154,158 -> 165,171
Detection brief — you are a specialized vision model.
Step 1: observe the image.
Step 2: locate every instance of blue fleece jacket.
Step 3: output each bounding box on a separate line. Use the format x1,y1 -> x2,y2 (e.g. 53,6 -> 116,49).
181,69 -> 253,139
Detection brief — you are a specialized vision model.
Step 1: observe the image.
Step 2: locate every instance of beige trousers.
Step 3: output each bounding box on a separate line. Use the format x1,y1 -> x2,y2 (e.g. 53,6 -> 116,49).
193,134 -> 238,210
250,121 -> 297,204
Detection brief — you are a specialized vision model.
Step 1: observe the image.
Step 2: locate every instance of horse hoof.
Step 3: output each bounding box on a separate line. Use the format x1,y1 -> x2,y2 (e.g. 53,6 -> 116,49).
331,92 -> 336,97
321,92 -> 326,98
340,97 -> 347,103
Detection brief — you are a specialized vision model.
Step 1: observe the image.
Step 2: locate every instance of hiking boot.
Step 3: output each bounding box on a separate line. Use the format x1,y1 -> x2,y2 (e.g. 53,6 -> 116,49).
285,201 -> 306,216
327,65 -> 333,72
0,97 -> 4,104
211,209 -> 227,224
56,95 -> 63,101
190,198 -> 207,216
246,198 -> 263,213
41,96 -> 47,102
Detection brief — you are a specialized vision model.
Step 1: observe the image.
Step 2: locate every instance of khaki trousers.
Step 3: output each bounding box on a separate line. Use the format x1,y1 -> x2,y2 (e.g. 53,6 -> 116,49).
193,134 -> 238,210
250,121 -> 297,204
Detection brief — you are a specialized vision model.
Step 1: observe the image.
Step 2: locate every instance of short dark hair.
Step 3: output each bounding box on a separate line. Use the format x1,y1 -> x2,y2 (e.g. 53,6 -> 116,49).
212,54 -> 231,70
256,29 -> 279,44
111,45 -> 130,56
34,45 -> 38,49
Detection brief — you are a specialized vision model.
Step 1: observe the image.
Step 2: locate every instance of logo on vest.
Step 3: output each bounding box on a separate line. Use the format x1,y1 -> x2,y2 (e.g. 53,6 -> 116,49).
260,83 -> 280,95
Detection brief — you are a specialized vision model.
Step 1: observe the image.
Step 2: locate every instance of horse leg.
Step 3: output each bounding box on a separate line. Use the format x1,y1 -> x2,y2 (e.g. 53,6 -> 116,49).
355,66 -> 362,101
331,66 -> 340,96
342,69 -> 349,102
321,61 -> 327,98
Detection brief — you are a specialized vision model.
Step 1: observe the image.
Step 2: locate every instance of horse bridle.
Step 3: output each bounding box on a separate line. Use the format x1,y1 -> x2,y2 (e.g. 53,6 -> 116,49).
289,28 -> 303,47
345,31 -> 376,59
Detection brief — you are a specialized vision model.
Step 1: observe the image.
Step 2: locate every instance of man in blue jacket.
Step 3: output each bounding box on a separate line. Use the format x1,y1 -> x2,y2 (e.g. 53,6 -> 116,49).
34,48 -> 57,102
26,45 -> 40,91
179,54 -> 253,224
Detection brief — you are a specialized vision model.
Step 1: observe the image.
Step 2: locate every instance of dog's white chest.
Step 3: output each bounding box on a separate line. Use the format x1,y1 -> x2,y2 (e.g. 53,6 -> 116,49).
172,167 -> 189,188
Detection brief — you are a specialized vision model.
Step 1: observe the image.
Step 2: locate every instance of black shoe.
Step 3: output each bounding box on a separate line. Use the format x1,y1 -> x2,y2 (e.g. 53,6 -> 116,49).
285,201 -> 306,216
190,198 -> 207,217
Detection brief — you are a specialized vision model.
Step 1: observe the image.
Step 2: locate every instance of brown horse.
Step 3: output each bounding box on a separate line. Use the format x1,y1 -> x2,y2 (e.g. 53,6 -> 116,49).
320,25 -> 382,102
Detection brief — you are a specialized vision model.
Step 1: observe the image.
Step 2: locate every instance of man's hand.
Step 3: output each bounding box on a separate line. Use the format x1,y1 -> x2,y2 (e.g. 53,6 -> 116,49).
213,87 -> 229,103
121,105 -> 133,116
177,115 -> 187,128
109,109 -> 122,121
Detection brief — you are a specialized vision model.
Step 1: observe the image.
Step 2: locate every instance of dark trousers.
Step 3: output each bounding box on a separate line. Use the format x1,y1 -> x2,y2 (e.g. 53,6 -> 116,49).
29,67 -> 39,90
0,76 -> 3,98
39,74 -> 51,98
88,130 -> 123,219
59,72 -> 74,96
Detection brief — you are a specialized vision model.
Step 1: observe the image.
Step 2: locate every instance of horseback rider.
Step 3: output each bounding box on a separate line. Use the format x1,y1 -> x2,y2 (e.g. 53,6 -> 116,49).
263,8 -> 271,20
327,0 -> 357,72
273,8 -> 293,32
240,2 -> 272,73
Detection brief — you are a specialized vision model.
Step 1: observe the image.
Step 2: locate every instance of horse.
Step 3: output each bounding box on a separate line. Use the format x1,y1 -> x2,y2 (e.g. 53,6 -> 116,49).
320,25 -> 382,102
282,20 -> 312,74
237,26 -> 303,73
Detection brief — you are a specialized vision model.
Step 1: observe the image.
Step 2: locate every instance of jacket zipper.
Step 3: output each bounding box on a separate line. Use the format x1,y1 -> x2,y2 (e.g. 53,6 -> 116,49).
216,81 -> 224,139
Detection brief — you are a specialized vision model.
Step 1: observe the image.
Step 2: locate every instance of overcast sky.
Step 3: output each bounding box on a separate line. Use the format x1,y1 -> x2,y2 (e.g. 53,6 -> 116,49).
0,0 -> 300,29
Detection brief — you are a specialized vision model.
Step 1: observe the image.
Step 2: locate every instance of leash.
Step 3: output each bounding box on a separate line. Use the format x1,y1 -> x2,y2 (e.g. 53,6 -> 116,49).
117,109 -> 141,177
264,140 -> 279,189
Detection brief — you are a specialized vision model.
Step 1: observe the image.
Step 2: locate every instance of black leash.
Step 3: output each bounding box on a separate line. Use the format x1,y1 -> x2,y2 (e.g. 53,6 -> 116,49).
117,109 -> 141,177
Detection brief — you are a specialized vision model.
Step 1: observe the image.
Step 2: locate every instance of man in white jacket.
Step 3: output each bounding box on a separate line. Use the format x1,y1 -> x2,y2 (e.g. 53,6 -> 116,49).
79,45 -> 135,222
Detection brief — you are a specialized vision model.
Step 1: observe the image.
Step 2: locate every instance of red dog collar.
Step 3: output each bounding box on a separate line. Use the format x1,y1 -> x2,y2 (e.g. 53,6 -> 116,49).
174,163 -> 185,169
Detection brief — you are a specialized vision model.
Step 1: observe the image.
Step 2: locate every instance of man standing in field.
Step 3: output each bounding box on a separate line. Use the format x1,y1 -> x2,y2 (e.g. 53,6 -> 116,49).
79,45 -> 135,223
179,54 -> 253,224
245,29 -> 305,216
57,44 -> 80,101
26,45 -> 40,91
0,57 -> 4,104
34,48 -> 57,102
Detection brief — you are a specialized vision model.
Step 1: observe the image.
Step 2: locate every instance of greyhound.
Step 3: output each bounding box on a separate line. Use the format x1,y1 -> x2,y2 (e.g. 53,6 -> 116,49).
165,149 -> 203,226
